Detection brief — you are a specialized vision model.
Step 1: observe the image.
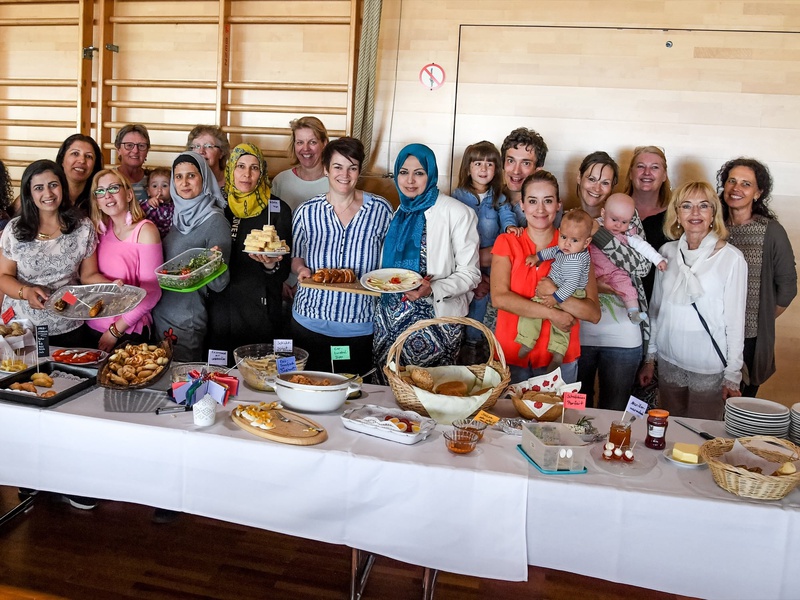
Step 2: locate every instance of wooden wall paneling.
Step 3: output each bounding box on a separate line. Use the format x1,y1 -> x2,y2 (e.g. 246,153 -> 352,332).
216,0 -> 232,127
76,0 -> 93,134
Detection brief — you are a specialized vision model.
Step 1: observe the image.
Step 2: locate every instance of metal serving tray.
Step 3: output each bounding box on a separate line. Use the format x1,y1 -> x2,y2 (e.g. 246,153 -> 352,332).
0,361 -> 97,408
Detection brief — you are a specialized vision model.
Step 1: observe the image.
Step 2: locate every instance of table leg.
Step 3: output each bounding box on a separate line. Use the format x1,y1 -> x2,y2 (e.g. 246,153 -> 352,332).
0,495 -> 35,528
349,547 -> 375,600
422,567 -> 438,600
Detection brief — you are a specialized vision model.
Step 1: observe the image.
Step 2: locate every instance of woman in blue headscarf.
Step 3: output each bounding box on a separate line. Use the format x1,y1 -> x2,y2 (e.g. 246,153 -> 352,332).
373,144 -> 481,382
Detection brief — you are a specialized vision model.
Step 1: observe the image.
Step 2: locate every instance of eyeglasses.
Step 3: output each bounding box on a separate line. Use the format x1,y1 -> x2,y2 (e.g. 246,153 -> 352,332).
94,184 -> 121,197
190,143 -> 220,151
120,142 -> 148,152
678,202 -> 713,212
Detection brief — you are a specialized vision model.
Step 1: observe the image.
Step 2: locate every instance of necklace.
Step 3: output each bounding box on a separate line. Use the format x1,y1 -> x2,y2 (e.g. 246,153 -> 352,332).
330,195 -> 357,217
37,229 -> 58,240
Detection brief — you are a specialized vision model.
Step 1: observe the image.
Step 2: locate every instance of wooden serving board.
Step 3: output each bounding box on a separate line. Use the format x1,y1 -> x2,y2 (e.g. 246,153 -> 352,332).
230,409 -> 327,445
299,280 -> 380,297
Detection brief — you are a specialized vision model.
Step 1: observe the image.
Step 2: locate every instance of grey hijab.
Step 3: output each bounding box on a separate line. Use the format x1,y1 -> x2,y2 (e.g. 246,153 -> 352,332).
170,151 -> 227,234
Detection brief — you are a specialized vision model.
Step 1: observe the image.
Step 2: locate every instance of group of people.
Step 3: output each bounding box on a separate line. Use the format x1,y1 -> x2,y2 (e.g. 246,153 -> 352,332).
0,120 -> 796,424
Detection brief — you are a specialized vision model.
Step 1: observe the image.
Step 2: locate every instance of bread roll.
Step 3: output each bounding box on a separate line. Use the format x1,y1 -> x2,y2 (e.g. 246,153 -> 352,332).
435,381 -> 468,396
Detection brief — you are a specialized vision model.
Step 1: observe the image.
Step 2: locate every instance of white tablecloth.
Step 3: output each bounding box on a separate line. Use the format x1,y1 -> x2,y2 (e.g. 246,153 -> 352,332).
1,377 -> 799,599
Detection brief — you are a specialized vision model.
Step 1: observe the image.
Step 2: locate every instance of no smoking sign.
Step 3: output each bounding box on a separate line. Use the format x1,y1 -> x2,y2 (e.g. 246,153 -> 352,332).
419,63 -> 445,90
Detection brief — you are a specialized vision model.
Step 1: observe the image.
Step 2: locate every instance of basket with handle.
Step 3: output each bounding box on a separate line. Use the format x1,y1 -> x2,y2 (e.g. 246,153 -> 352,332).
700,435 -> 800,501
383,316 -> 510,417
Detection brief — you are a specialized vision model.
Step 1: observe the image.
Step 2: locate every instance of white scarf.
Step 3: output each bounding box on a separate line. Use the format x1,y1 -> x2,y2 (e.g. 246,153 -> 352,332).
667,232 -> 719,305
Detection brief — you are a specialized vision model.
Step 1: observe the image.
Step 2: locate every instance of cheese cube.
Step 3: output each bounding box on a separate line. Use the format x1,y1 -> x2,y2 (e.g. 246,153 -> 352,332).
672,442 -> 700,463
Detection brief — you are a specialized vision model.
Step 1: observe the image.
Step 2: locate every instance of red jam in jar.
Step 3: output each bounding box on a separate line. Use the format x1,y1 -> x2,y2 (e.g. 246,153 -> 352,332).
645,409 -> 669,449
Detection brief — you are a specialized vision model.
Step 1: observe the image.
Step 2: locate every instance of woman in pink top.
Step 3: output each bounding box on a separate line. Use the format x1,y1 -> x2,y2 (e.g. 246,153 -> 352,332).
87,169 -> 163,352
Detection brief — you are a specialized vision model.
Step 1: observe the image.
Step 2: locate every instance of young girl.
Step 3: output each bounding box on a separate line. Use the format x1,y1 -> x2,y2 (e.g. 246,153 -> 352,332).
142,167 -> 173,238
451,141 -> 511,354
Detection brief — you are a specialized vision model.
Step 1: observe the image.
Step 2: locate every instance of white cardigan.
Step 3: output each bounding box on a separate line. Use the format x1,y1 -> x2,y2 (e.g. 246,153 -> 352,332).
649,239 -> 747,385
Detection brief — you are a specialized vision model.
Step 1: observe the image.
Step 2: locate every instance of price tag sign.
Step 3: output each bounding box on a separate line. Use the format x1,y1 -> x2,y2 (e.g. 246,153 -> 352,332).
277,356 -> 297,374
563,392 -> 587,410
269,199 -> 281,213
625,395 -> 649,419
274,339 -> 293,353
1,307 -> 15,324
473,410 -> 500,426
330,346 -> 350,361
36,325 -> 49,358
207,349 -> 228,366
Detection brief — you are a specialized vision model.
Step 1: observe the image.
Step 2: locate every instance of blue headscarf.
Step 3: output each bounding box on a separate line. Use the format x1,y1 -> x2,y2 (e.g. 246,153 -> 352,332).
381,144 -> 439,272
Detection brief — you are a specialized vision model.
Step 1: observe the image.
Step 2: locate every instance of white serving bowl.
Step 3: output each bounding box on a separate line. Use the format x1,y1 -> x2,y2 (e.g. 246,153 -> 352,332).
268,370 -> 360,413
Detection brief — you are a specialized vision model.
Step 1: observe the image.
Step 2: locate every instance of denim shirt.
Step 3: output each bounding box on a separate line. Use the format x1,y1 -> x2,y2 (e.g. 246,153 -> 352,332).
452,186 -> 512,248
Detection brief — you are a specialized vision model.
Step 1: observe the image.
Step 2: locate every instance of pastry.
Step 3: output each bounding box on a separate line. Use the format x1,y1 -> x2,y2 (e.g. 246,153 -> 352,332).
89,299 -> 104,317
243,225 -> 290,253
31,373 -> 54,388
435,381 -> 468,396
409,367 -> 434,391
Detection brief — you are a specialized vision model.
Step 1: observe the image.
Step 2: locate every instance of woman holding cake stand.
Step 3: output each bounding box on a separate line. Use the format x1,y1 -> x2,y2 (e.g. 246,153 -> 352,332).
205,143 -> 292,362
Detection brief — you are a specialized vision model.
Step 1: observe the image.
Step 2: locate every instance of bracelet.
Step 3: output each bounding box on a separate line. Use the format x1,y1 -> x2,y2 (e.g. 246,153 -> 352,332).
18,285 -> 27,300
264,262 -> 279,273
109,323 -> 123,339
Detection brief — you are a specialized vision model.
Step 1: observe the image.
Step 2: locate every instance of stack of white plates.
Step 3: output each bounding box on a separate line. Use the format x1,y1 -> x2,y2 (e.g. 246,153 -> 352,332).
790,403 -> 800,445
724,397 -> 790,438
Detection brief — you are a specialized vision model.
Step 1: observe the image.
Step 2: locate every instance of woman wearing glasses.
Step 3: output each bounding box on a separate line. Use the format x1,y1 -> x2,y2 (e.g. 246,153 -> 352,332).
638,182 -> 746,419
186,125 -> 230,190
115,124 -> 151,204
86,169 -> 163,352
0,160 -> 115,347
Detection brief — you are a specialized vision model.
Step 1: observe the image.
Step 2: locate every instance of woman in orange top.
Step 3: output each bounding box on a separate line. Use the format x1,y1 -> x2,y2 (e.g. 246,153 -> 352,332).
491,171 -> 600,383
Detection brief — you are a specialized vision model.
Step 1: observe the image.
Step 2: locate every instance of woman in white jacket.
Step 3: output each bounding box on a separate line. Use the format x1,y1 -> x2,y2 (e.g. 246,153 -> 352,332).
373,144 -> 480,382
638,181 -> 746,419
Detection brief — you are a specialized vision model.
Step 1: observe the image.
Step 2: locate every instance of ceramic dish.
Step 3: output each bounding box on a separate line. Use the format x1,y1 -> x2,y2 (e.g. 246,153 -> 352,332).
51,348 -> 108,366
245,250 -> 289,257
663,445 -> 707,468
341,404 -> 436,444
266,370 -> 360,413
360,268 -> 422,294
44,284 -> 146,320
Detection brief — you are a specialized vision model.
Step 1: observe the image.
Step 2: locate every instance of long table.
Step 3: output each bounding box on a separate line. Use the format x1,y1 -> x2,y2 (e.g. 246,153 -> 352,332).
1,377 -> 798,599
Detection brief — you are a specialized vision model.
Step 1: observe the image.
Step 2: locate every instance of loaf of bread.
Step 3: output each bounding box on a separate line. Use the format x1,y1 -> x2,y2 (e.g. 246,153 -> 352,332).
312,268 -> 357,284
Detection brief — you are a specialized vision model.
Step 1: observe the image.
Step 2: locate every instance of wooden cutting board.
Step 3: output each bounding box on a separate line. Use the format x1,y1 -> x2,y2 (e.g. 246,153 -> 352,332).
298,280 -> 380,297
230,408 -> 328,445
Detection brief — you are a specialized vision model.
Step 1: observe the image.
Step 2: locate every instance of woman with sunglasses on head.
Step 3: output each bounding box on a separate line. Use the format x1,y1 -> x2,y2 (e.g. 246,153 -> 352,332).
271,116 -> 330,212
717,158 -> 796,397
86,169 -> 162,353
115,124 -> 151,204
186,125 -> 230,190
638,182 -> 747,419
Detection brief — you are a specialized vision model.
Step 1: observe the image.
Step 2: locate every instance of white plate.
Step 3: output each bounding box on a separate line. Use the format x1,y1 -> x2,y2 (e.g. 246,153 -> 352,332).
245,250 -> 289,257
663,445 -> 707,468
341,404 -> 435,445
51,348 -> 108,366
360,268 -> 423,294
590,445 -> 658,477
725,397 -> 790,417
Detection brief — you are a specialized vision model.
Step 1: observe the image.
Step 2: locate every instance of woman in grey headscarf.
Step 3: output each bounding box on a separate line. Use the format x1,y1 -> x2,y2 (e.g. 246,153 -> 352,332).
152,152 -> 232,361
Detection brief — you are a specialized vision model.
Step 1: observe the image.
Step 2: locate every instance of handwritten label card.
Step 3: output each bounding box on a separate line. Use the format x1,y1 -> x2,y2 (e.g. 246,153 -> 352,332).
269,199 -> 281,213
276,356 -> 297,374
472,410 -> 500,426
207,349 -> 228,366
274,339 -> 293,353
625,395 -> 649,419
562,392 -> 587,410
330,346 -> 350,361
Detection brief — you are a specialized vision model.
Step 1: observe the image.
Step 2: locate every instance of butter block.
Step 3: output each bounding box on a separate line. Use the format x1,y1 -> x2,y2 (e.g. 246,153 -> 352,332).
672,442 -> 700,463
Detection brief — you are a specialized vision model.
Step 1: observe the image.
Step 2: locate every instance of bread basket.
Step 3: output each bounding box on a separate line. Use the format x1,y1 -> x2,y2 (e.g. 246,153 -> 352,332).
97,339 -> 173,390
383,316 -> 510,418
700,435 -> 800,501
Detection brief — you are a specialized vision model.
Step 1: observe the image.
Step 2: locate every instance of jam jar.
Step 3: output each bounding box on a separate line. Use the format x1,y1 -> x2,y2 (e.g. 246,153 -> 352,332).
645,409 -> 669,449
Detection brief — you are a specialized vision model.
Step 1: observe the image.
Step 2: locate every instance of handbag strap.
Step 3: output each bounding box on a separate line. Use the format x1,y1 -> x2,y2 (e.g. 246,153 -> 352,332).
689,302 -> 727,368
678,250 -> 727,369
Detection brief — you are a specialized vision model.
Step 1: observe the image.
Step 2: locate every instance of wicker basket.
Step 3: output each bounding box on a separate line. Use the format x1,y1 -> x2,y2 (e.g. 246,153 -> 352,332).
97,339 -> 173,391
700,436 -> 800,501
383,316 -> 510,418
511,394 -> 563,421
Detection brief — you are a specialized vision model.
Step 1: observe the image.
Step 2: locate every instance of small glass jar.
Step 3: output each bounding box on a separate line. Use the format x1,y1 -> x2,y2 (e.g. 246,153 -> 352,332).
645,409 -> 669,449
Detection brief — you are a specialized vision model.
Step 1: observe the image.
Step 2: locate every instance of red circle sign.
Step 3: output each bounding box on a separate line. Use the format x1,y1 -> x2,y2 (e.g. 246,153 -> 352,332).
419,63 -> 445,90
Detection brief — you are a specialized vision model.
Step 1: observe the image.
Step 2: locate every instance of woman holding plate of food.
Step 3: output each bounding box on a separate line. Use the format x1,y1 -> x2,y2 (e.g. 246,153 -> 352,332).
372,143 -> 480,383
291,137 -> 393,373
152,152 -> 231,362
206,143 -> 292,362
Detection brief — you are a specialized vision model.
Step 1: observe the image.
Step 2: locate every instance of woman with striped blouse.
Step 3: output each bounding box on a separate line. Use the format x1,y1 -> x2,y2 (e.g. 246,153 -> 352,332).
291,137 -> 393,373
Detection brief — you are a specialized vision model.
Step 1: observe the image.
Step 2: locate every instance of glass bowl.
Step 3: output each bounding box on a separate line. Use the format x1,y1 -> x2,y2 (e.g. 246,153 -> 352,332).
234,344 -> 309,391
452,419 -> 488,440
443,428 -> 479,454
171,363 -> 229,383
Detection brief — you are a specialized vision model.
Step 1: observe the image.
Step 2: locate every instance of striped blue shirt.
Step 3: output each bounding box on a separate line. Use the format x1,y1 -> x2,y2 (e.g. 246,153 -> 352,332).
292,192 -> 393,335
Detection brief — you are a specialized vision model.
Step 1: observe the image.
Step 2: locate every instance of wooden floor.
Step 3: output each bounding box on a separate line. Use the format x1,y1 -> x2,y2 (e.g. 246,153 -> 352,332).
0,487 -> 696,600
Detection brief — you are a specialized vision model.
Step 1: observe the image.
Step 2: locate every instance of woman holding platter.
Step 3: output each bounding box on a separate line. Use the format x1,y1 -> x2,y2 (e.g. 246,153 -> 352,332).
152,152 -> 231,362
0,160 -> 113,349
372,143 -> 480,383
206,143 -> 292,362
291,137 -> 393,373
638,181 -> 746,419
717,157 -> 796,397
